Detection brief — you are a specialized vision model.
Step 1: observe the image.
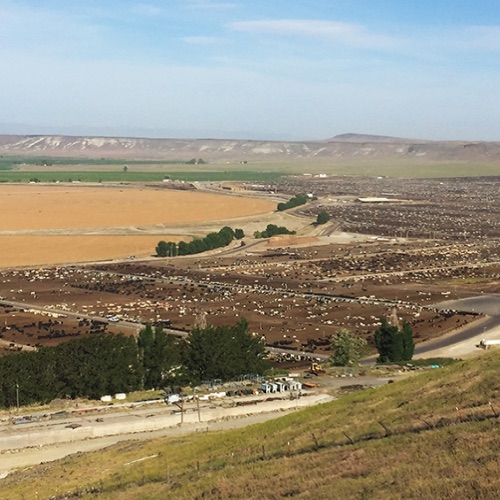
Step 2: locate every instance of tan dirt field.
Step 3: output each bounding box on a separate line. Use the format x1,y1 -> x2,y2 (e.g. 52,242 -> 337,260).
0,185 -> 274,230
0,235 -> 183,268
0,185 -> 275,267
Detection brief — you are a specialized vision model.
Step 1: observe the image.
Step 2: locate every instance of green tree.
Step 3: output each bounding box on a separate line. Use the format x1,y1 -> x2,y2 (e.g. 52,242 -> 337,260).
166,226 -> 236,257
138,324 -> 182,389
183,318 -> 269,383
259,224 -> 295,238
56,334 -> 142,399
218,226 -> 235,245
0,334 -> 143,408
234,228 -> 245,239
277,194 -> 309,211
189,238 -> 208,254
156,240 -> 169,257
177,241 -> 191,255
401,321 -> 415,361
166,241 -> 177,256
316,211 -> 331,225
330,329 -> 368,366
374,318 -> 414,363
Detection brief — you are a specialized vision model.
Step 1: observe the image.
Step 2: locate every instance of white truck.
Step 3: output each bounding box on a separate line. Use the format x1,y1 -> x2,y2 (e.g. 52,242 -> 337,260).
476,339 -> 500,349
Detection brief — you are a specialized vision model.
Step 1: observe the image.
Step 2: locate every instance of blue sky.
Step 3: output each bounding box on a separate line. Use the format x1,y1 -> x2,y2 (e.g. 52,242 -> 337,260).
1,0 -> 500,140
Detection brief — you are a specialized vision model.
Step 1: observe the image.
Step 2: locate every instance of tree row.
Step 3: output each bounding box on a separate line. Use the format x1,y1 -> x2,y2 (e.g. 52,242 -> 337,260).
156,226 -> 244,257
0,319 -> 269,409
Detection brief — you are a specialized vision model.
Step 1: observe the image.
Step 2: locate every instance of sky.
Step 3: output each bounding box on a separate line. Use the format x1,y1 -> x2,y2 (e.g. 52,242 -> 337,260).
1,0 -> 500,141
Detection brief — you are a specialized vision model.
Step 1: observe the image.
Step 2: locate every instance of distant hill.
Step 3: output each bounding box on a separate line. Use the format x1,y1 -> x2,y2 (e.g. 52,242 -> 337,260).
1,133 -> 500,163
328,133 -> 411,143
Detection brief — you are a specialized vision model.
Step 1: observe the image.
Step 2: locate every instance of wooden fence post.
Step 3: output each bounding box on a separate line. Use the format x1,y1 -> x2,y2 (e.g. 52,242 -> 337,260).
343,432 -> 354,445
378,421 -> 392,436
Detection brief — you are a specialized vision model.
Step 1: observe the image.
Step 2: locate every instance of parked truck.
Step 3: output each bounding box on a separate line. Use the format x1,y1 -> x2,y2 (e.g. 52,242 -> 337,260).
476,339 -> 500,349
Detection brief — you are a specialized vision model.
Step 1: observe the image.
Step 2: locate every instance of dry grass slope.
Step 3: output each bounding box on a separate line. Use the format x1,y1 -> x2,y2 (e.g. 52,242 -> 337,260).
2,352 -> 500,499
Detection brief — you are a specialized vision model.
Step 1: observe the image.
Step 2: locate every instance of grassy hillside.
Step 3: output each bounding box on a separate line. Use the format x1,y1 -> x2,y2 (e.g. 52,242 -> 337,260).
3,353 -> 500,499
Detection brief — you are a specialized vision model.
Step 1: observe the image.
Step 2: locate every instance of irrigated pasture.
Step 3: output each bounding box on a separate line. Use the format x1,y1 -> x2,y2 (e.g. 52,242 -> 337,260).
0,185 -> 275,267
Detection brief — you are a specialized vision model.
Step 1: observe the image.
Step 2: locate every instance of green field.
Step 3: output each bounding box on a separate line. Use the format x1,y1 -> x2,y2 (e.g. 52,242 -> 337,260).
0,156 -> 184,169
2,352 -> 500,499
1,154 -> 499,179
0,170 -> 284,183
227,159 -> 500,178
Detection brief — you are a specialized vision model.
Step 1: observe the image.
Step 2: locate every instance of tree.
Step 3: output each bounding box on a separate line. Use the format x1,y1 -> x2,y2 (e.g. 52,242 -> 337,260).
166,241 -> 177,256
330,329 -> 368,366
156,240 -> 178,257
138,324 -> 182,389
177,241 -> 191,256
401,321 -> 415,361
257,224 -> 295,238
218,226 -> 235,245
162,226 -> 237,257
183,318 -> 269,383
123,165 -> 128,172
55,334 -> 142,399
156,240 -> 168,257
316,211 -> 331,225
0,334 -> 145,407
277,194 -> 309,212
374,318 -> 414,363
234,228 -> 245,239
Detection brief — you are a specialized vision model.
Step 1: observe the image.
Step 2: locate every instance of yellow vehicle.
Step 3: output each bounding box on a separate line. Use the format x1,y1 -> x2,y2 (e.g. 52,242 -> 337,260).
310,362 -> 325,375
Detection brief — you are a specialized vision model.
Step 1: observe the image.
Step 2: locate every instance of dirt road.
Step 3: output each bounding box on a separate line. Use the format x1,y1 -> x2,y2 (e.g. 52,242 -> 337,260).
0,392 -> 332,478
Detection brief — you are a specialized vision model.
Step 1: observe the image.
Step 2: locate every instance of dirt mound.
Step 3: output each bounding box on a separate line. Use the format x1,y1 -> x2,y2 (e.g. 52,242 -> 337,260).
266,235 -> 319,247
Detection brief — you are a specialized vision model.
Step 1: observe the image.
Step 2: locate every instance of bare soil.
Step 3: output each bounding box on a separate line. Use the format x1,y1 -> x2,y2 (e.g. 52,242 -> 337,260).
0,184 -> 275,267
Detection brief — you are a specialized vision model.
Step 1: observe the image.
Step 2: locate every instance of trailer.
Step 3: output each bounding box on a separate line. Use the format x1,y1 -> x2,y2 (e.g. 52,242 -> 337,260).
476,339 -> 500,349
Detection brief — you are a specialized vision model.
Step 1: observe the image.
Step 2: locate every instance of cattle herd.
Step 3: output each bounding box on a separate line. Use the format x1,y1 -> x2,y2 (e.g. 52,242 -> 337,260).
1,175 -> 499,361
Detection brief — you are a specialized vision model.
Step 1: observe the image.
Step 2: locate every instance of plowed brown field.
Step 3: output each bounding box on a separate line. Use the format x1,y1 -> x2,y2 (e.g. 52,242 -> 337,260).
0,185 -> 275,267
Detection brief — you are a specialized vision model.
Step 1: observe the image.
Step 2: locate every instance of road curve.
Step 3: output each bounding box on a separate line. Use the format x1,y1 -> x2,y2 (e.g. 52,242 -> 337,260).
414,316 -> 500,356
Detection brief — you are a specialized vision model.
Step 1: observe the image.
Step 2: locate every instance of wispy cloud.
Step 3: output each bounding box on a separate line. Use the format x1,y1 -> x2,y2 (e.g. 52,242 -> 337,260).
131,4 -> 164,17
186,0 -> 238,10
228,19 -> 396,50
0,3 -> 105,54
460,25 -> 500,51
181,36 -> 225,45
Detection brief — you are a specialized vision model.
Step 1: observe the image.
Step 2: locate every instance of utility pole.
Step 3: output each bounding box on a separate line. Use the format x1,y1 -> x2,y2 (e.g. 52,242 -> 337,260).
16,381 -> 19,415
193,386 -> 201,422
